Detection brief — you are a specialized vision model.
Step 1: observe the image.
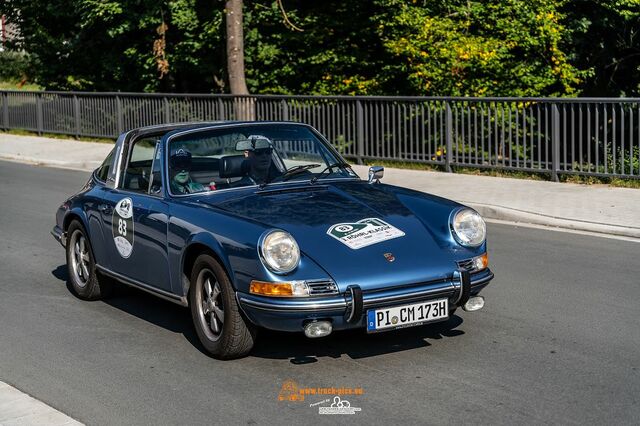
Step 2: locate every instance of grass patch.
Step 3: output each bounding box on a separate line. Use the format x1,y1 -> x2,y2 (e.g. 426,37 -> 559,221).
560,174 -> 602,185
561,174 -> 640,189
1,129 -> 115,144
453,167 -> 546,181
0,80 -> 42,91
609,178 -> 640,189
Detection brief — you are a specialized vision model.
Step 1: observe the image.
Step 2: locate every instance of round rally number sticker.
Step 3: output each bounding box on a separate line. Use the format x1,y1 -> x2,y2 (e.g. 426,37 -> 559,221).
112,197 -> 134,258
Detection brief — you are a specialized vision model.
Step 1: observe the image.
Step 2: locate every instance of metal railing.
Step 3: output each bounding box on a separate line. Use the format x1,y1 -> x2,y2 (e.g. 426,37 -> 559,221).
1,90 -> 639,180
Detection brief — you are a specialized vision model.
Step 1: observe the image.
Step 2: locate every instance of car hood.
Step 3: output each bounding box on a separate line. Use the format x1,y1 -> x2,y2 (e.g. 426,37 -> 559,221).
200,181 -> 476,291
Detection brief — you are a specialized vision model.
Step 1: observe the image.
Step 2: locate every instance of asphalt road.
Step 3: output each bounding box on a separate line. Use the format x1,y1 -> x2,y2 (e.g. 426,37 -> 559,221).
0,160 -> 638,425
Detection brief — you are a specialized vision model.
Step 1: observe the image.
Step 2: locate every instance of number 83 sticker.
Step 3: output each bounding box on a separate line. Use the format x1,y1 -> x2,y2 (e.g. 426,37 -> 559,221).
112,197 -> 134,258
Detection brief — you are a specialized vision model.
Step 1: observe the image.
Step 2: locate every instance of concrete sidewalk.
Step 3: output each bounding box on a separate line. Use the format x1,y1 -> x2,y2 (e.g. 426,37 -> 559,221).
1,132 -> 639,239
0,381 -> 82,425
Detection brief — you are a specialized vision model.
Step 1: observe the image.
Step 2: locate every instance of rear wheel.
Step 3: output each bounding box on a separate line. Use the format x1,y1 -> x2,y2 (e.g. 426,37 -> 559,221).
189,254 -> 256,359
66,220 -> 113,300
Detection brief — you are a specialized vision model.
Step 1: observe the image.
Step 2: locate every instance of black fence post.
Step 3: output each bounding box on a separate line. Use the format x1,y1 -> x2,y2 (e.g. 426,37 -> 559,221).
73,94 -> 80,139
551,103 -> 560,182
2,92 -> 8,130
116,95 -> 123,135
36,93 -> 43,135
218,98 -> 225,121
356,100 -> 365,165
164,96 -> 171,123
445,101 -> 453,172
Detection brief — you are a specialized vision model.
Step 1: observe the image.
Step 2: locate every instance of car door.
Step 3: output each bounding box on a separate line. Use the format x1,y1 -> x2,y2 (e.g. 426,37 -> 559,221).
98,137 -> 172,292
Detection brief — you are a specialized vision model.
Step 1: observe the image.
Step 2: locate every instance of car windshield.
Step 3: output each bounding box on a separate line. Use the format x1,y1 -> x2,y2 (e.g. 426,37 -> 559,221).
167,123 -> 356,195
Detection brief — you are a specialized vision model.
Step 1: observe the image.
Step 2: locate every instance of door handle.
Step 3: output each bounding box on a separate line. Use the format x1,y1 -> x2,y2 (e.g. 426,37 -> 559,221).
98,204 -> 112,214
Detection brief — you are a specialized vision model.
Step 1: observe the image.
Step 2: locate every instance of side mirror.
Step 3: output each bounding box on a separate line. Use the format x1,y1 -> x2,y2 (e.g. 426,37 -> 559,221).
368,166 -> 384,184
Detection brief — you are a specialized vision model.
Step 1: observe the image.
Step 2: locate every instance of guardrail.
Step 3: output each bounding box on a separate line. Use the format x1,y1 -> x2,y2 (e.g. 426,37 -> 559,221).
1,90 -> 639,180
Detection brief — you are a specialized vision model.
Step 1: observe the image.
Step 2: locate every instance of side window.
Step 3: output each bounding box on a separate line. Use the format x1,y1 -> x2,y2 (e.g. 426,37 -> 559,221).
149,145 -> 163,195
96,148 -> 115,182
122,138 -> 158,193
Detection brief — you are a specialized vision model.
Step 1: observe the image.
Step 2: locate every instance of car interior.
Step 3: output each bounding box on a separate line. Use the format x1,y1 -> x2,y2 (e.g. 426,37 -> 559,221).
119,127 -> 329,195
123,155 -> 257,194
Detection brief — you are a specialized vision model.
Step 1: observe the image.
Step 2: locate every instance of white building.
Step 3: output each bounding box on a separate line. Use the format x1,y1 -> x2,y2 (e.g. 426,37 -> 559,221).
1,14 -> 20,51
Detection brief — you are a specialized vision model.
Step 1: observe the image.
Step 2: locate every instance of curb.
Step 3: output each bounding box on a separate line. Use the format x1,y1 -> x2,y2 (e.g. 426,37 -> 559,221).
0,381 -> 83,425
466,202 -> 640,239
0,155 -> 98,172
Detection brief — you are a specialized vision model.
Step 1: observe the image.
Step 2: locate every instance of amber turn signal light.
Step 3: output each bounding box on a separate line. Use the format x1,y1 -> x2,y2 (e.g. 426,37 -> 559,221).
474,253 -> 489,270
249,280 -> 310,297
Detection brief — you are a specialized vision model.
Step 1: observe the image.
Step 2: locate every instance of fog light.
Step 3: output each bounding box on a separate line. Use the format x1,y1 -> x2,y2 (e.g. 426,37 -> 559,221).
463,296 -> 485,312
304,321 -> 332,338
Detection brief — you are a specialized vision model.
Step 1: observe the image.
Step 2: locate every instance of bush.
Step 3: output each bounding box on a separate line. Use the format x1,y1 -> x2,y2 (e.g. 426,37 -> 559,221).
605,145 -> 640,176
0,51 -> 31,81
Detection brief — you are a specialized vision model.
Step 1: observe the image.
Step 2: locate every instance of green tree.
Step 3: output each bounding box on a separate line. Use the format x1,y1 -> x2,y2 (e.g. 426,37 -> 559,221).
5,0 -> 632,98
242,1 -> 388,95
562,0 -> 640,97
1,0 -> 226,92
374,0 -> 585,97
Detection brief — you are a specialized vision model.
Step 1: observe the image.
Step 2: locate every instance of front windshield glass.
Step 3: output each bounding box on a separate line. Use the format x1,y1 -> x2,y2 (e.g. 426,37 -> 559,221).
167,123 -> 356,195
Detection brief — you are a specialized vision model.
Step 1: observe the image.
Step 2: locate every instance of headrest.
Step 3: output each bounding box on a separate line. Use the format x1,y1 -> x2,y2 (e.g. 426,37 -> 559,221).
219,155 -> 249,178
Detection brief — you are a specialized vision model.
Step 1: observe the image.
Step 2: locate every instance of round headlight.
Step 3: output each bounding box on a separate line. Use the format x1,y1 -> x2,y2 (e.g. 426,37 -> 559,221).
451,209 -> 486,247
259,230 -> 300,273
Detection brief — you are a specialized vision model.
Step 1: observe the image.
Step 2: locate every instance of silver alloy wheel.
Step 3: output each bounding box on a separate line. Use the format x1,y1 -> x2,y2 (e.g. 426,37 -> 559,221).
196,268 -> 224,341
69,230 -> 90,288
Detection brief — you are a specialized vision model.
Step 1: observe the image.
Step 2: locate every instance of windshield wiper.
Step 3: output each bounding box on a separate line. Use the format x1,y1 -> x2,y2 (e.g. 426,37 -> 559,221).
279,163 -> 321,182
310,162 -> 350,184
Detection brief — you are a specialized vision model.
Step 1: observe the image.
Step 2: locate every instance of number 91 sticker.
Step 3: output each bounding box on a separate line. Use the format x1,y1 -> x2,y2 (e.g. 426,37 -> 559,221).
112,197 -> 134,258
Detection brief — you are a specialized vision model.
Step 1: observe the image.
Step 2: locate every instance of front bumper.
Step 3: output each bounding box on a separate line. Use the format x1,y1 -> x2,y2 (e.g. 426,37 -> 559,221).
237,269 -> 493,332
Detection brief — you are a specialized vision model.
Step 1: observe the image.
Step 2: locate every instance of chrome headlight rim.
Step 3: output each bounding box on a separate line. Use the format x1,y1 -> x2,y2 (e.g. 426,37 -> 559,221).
258,229 -> 301,274
450,208 -> 486,247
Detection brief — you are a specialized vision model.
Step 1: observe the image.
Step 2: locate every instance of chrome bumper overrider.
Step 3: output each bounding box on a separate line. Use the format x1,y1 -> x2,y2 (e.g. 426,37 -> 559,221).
51,226 -> 67,247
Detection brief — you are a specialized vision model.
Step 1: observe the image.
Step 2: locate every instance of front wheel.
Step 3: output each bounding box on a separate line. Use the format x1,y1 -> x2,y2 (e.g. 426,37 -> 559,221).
65,220 -> 113,300
189,254 -> 257,359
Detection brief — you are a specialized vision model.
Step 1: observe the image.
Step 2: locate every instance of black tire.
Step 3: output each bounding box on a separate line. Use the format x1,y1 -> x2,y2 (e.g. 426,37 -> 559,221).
189,254 -> 256,359
65,220 -> 113,300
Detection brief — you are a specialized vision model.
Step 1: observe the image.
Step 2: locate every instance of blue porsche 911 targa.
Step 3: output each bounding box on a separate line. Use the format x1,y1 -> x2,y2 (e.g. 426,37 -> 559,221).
52,121 -> 493,359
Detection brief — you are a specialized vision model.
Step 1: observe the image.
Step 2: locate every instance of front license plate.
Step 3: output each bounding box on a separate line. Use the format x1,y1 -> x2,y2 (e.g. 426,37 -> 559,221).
366,298 -> 449,333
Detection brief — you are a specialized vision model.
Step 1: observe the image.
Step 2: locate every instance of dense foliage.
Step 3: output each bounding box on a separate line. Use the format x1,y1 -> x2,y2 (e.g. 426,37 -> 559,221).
1,0 -> 639,96
377,0 -> 584,97
0,50 -> 30,81
563,0 -> 640,97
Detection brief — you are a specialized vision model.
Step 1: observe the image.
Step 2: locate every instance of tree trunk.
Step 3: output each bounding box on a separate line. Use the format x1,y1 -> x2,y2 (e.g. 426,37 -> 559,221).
225,0 -> 248,96
225,0 -> 254,120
